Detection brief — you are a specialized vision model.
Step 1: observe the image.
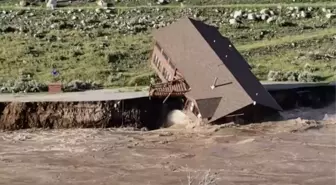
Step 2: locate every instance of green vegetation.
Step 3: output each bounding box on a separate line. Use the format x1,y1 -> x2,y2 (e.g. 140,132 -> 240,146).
0,0 -> 335,92
2,0 -> 336,7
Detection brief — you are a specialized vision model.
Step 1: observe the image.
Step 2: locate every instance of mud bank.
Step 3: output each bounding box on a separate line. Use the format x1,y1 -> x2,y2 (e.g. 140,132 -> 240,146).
269,85 -> 335,109
0,84 -> 334,130
0,98 -> 182,131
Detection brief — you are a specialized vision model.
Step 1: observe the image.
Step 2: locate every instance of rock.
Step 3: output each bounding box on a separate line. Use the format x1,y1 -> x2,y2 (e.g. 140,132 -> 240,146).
300,11 -> 309,18
50,23 -> 58,29
294,6 -> 302,12
97,0 -> 108,8
288,6 -> 295,12
326,13 -> 336,19
260,8 -> 270,15
46,0 -> 57,10
247,13 -> 257,20
16,10 -> 25,15
19,0 -> 27,7
157,0 -> 167,5
0,87 -> 8,93
229,18 -> 239,25
261,14 -> 269,21
233,10 -> 244,19
267,16 -> 277,23
95,8 -> 102,13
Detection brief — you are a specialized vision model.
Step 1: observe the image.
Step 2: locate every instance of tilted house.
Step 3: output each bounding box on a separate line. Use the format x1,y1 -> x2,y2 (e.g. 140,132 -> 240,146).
149,17 -> 282,123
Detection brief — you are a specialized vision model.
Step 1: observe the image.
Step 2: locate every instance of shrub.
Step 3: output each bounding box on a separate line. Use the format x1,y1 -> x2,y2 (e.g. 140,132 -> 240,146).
0,79 -> 48,93
298,72 -> 321,82
267,70 -> 285,81
62,80 -> 103,92
126,72 -> 155,86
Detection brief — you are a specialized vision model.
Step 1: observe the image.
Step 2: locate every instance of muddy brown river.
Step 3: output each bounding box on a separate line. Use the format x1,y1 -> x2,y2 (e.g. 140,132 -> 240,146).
0,118 -> 335,185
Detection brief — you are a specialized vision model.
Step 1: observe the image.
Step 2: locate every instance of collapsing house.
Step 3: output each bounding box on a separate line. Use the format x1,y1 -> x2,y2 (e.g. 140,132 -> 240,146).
149,17 -> 282,124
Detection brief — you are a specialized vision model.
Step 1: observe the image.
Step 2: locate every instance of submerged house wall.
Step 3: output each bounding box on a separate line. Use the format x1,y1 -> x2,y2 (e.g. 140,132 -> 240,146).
212,104 -> 280,125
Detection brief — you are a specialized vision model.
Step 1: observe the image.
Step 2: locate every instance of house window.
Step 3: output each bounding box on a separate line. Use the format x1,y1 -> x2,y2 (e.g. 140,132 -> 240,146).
162,68 -> 167,79
154,55 -> 158,64
162,51 -> 168,60
155,42 -> 162,52
156,58 -> 161,71
153,55 -> 158,65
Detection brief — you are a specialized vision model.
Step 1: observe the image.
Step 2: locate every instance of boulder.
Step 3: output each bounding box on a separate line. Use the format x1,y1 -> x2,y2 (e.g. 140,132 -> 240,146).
266,16 -> 277,23
229,18 -> 240,25
300,11 -> 309,18
261,14 -> 269,21
233,10 -> 244,19
46,0 -> 57,9
157,0 -> 168,5
97,0 -> 108,8
260,8 -> 270,15
326,13 -> 336,19
19,0 -> 28,7
247,13 -> 257,20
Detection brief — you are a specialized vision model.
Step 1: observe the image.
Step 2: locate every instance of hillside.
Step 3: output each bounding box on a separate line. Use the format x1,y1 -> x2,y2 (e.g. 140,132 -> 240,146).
0,0 -> 335,92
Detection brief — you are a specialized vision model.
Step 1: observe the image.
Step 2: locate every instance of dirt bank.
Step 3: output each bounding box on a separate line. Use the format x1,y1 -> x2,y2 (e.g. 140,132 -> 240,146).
0,102 -> 117,130
0,97 -> 183,131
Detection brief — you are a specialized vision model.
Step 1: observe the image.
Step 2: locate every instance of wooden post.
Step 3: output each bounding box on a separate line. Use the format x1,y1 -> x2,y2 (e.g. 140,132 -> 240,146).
48,82 -> 62,93
163,90 -> 173,104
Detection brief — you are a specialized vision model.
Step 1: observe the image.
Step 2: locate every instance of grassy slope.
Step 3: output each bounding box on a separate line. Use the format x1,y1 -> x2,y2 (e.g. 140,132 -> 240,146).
0,32 -> 153,86
1,0 -> 336,6
0,1 -> 335,88
237,28 -> 336,51
2,2 -> 336,9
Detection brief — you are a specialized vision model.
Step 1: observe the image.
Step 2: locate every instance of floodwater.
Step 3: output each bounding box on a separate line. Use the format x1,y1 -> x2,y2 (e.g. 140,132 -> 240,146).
0,117 -> 335,185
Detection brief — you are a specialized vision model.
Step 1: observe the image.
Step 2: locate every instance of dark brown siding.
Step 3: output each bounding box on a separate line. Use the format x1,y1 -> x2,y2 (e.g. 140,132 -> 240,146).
152,17 -> 281,122
151,43 -> 177,82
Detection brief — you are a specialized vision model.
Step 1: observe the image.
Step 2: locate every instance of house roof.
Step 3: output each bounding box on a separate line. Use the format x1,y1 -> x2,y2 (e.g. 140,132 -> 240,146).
153,17 -> 282,122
